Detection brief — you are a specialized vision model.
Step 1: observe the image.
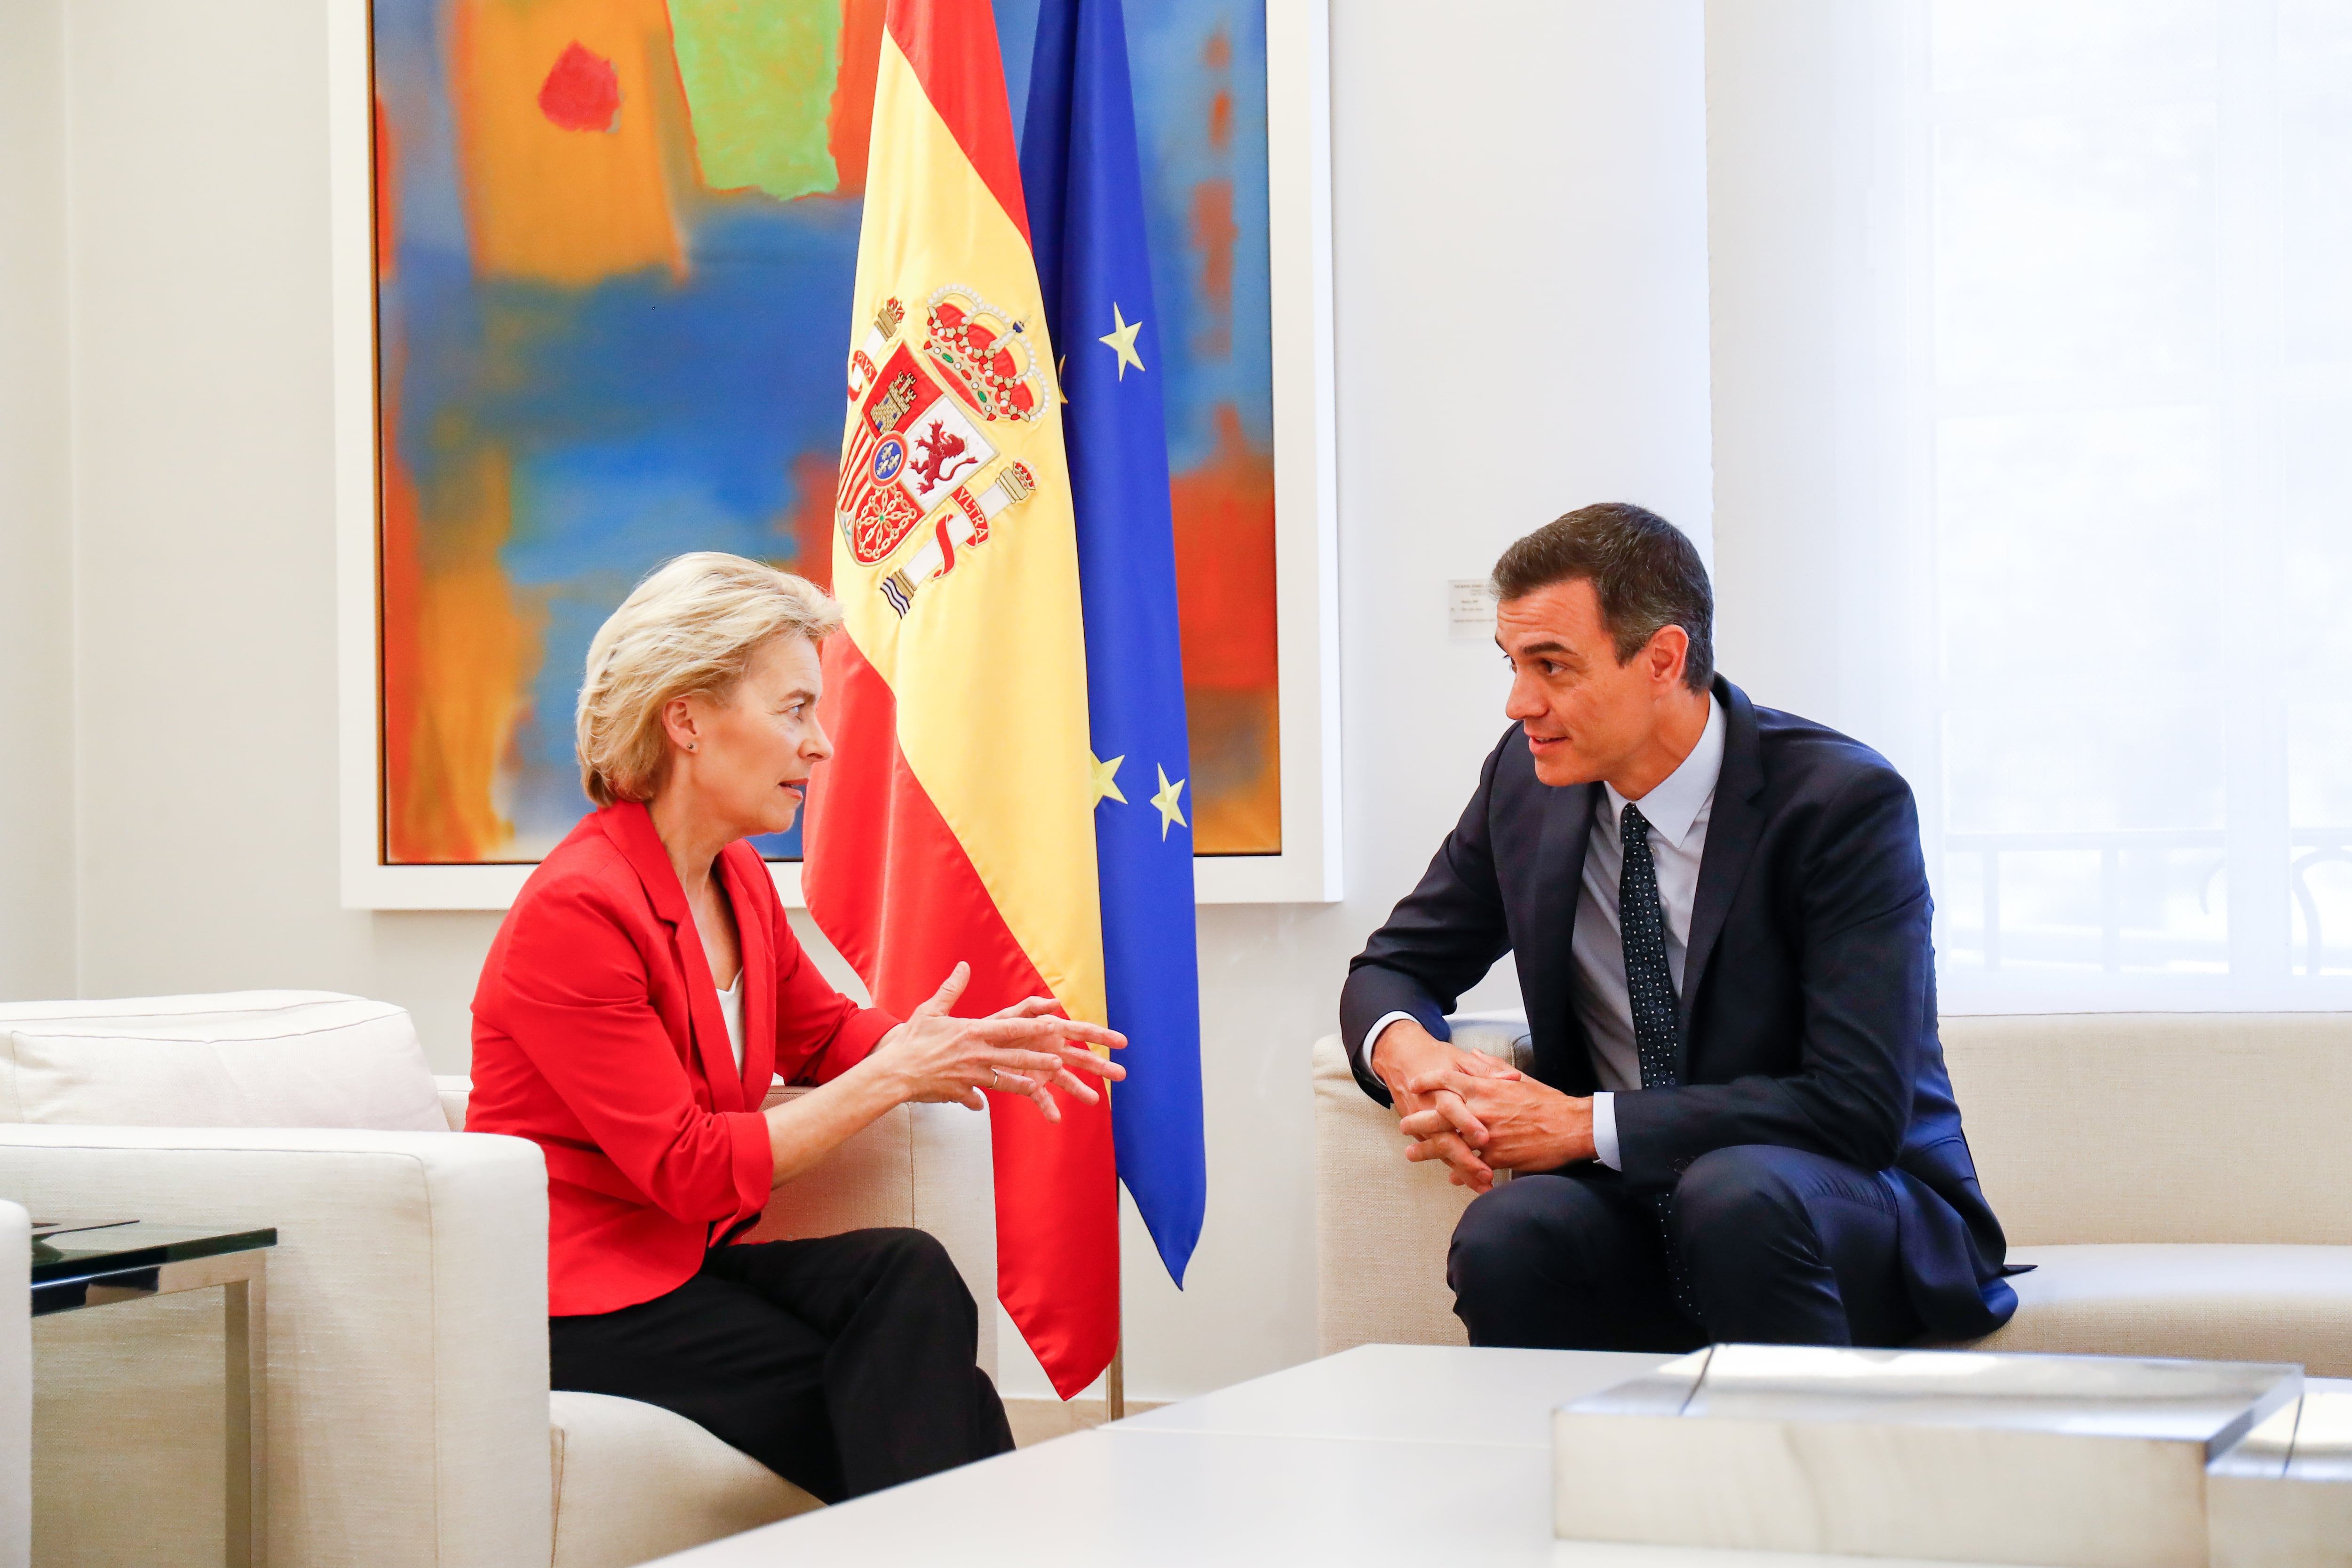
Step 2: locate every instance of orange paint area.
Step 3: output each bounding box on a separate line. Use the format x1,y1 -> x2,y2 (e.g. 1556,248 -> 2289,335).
1171,406 -> 1279,854
381,432 -> 541,862
450,0 -> 686,285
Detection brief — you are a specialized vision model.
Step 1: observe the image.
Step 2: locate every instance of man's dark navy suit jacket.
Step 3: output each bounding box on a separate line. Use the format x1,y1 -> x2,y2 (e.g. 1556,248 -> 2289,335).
1341,676 -> 2019,1340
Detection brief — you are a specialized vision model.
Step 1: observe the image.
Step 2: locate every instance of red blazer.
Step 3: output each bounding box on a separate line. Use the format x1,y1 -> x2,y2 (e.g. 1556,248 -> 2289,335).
469,802 -> 898,1316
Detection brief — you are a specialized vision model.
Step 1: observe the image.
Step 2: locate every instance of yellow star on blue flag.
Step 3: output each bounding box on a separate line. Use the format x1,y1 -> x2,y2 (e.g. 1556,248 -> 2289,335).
1089,751 -> 1127,808
1098,302 -> 1145,380
1150,764 -> 1187,841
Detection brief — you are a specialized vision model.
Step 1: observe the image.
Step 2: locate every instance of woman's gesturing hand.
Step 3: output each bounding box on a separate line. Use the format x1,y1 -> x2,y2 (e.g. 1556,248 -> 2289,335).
868,963 -> 1126,1122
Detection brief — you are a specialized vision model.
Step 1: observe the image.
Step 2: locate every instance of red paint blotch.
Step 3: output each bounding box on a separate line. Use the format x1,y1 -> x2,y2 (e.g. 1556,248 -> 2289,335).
373,96 -> 400,278
538,42 -> 620,133
1188,178 -> 1237,355
827,0 -> 889,196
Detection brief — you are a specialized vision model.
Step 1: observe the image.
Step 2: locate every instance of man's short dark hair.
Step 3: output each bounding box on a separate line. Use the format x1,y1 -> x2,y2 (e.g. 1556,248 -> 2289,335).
1490,502 -> 1714,693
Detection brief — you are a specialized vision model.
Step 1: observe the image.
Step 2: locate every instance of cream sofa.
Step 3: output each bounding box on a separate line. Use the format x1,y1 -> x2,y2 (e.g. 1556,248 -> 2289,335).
1314,1011 -> 2352,1374
0,992 -> 995,1568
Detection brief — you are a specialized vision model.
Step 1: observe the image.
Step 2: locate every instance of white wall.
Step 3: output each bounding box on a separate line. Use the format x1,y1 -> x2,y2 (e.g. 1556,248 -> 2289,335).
1705,0 -> 1934,780
16,0 -> 1712,1405
0,0 -> 76,1003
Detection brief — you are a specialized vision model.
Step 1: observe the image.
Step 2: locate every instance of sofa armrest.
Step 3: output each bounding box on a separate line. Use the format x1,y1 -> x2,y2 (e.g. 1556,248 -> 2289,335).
0,1125 -> 550,1568
436,1075 -> 473,1132
746,1086 -> 997,1377
1312,1032 -> 1498,1356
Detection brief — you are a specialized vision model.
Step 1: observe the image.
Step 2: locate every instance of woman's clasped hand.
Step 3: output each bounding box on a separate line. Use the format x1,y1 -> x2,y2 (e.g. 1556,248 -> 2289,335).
867,961 -> 1126,1122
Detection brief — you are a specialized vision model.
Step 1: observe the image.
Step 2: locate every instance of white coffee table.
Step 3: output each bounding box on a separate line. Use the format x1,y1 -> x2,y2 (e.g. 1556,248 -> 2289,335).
648,1345 -> 2074,1566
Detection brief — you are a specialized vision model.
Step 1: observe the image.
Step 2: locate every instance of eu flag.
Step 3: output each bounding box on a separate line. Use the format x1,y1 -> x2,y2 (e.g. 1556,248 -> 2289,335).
1022,0 -> 1206,1286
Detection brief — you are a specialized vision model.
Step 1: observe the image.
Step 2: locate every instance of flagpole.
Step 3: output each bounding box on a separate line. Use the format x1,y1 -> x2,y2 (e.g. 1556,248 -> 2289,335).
1104,1336 -> 1125,1421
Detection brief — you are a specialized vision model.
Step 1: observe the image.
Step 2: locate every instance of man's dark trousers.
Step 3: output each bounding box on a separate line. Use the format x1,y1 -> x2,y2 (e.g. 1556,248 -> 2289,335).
1449,1145 -> 1925,1351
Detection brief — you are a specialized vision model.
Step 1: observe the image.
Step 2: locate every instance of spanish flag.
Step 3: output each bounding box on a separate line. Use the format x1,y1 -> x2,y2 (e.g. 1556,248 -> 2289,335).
802,0 -> 1115,1398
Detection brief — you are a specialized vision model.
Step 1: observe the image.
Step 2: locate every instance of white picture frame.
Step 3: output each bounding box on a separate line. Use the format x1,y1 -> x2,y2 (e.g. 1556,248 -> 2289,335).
331,0 -> 1338,911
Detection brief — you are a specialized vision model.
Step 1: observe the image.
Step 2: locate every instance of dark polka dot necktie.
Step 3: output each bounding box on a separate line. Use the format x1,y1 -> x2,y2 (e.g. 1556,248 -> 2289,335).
1620,803 -> 1698,1321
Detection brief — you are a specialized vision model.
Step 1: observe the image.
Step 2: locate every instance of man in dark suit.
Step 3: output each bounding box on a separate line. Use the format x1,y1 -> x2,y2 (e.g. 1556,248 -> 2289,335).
1343,502 -> 2018,1351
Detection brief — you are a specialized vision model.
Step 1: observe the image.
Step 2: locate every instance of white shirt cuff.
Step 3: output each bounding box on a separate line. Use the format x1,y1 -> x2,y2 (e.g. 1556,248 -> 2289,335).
1591,1091 -> 1621,1170
1359,1011 -> 1420,1079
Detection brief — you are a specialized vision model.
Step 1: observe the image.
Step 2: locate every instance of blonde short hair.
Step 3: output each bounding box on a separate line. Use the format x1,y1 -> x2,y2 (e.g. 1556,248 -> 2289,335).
576,553 -> 842,808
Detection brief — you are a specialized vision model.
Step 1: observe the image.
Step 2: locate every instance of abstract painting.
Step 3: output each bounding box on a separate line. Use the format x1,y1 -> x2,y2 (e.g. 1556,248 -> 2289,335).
371,0 -> 1279,864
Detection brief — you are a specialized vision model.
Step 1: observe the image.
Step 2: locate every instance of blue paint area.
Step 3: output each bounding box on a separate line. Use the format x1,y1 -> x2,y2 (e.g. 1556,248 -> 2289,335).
505,587 -> 630,844
508,441 -> 777,583
1024,0 -> 1207,1287
1126,1 -> 1272,470
747,823 -> 804,858
996,0 -> 1043,134
373,0 -> 469,256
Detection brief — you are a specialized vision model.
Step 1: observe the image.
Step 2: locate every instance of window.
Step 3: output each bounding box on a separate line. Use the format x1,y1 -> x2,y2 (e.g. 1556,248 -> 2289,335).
1711,0 -> 2352,1008
1923,0 -> 2352,1004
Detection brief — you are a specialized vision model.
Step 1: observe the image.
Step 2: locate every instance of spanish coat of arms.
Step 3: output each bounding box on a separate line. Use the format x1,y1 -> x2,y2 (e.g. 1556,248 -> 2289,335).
838,286 -> 1047,616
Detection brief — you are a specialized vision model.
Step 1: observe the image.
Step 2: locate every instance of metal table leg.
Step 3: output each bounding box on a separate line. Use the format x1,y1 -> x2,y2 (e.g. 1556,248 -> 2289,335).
49,1250 -> 270,1567
222,1265 -> 267,1568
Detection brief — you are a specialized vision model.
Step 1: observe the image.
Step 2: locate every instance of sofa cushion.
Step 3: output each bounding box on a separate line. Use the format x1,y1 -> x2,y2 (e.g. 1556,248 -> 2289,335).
1958,1244 -> 2352,1377
0,991 -> 444,1132
549,1391 -> 818,1568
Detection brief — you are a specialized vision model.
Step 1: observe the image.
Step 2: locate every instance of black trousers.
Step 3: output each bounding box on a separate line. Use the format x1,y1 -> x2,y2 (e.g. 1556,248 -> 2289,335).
1447,1144 -> 1923,1352
548,1228 -> 1014,1502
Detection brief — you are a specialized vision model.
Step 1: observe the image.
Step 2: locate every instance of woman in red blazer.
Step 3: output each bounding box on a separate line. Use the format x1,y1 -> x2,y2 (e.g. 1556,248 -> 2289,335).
469,554 -> 1122,1503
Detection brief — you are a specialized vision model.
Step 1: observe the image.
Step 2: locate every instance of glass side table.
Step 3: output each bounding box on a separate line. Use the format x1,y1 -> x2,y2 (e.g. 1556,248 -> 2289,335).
31,1220 -> 277,1568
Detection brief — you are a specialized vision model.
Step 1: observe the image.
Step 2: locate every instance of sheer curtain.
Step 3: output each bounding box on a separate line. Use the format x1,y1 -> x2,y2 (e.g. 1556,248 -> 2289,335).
1709,0 -> 2352,1010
